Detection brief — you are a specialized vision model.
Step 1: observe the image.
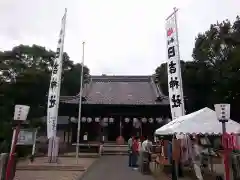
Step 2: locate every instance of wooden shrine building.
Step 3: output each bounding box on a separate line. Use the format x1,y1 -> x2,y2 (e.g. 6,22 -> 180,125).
59,75 -> 170,143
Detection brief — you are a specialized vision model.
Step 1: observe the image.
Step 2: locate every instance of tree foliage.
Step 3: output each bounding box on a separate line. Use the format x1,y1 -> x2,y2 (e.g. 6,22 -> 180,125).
0,44 -> 89,142
155,16 -> 240,120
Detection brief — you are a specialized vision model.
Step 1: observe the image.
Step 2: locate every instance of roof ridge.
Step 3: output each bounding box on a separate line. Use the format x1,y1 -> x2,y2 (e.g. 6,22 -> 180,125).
60,75 -> 170,105
90,75 -> 152,82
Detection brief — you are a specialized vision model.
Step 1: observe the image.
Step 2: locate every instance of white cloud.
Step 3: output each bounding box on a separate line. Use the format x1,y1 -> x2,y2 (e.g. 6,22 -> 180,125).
0,0 -> 239,75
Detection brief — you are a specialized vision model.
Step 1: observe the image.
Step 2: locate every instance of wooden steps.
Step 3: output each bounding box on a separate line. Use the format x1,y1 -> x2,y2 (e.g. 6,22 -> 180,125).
102,144 -> 128,155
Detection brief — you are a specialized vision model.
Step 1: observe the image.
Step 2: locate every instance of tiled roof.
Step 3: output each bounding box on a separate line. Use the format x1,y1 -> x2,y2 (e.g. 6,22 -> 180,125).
60,75 -> 169,105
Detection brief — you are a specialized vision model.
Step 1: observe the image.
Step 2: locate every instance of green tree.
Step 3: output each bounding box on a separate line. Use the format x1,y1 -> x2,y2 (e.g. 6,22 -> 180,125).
192,16 -> 240,119
155,16 -> 240,119
0,44 -> 90,146
61,63 -> 90,96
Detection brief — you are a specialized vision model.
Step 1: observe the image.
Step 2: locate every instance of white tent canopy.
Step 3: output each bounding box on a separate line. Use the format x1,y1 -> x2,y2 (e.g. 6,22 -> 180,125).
155,107 -> 240,135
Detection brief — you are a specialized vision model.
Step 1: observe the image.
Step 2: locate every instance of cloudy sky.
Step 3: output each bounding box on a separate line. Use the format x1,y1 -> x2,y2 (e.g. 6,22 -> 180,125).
0,0 -> 239,75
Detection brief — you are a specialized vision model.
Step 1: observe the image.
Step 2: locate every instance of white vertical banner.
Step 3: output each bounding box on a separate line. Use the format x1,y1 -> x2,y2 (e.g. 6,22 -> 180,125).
47,9 -> 67,139
166,8 -> 185,119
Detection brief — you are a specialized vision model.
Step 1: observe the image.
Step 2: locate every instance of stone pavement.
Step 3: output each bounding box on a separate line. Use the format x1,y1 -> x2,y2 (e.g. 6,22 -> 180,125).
80,156 -> 195,180
80,156 -> 156,180
14,171 -> 84,180
14,157 -> 97,180
14,156 -> 195,180
16,157 -> 94,168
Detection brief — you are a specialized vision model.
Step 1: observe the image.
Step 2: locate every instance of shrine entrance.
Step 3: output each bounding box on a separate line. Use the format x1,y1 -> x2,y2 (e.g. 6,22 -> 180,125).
104,117 -> 141,143
106,117 -> 142,143
106,118 -> 120,142
71,117 -> 163,143
122,120 -> 133,142
105,117 -> 160,143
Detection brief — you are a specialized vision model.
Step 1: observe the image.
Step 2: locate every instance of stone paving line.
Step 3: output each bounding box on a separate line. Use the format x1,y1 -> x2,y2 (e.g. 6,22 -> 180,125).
16,157 -> 95,167
14,171 -> 84,180
14,157 -> 97,180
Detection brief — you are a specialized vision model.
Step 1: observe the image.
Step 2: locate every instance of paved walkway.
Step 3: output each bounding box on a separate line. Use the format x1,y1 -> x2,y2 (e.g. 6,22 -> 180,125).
14,157 -> 96,180
80,156 -> 155,180
15,171 -> 84,180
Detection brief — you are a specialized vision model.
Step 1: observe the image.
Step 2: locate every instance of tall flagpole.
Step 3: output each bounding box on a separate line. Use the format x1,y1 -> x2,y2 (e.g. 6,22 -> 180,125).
166,8 -> 185,180
173,7 -> 185,115
46,9 -> 67,163
47,8 -> 67,138
166,7 -> 185,120
76,41 -> 85,162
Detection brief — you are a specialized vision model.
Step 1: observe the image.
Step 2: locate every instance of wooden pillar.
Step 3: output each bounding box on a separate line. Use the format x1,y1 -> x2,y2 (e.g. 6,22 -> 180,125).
98,118 -> 101,142
100,118 -> 105,142
67,116 -> 70,144
71,121 -> 77,143
119,116 -> 122,137
117,116 -> 124,144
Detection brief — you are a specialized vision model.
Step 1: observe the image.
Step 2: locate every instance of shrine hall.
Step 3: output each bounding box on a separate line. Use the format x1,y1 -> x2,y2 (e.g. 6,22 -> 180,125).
59,75 -> 171,143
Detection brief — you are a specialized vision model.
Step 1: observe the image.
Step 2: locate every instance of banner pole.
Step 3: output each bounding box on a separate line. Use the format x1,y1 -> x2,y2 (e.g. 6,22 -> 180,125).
173,7 -> 185,115
46,8 -> 67,162
5,122 -> 21,180
76,41 -> 85,163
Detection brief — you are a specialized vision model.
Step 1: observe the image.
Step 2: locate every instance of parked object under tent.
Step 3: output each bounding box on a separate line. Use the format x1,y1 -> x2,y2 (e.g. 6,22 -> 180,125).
154,107 -> 240,180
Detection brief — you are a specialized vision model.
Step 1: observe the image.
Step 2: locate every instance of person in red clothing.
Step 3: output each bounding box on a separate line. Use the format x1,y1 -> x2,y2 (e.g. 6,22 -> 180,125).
132,136 -> 140,169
